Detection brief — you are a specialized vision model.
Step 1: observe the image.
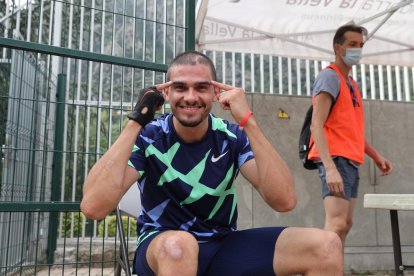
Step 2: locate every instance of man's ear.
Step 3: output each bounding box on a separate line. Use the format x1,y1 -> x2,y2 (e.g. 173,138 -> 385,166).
334,43 -> 342,56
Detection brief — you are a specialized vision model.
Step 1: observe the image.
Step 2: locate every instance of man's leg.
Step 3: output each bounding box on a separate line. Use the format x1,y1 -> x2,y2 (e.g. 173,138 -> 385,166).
204,227 -> 285,275
274,227 -> 343,276
320,157 -> 360,246
324,196 -> 356,245
145,230 -> 199,276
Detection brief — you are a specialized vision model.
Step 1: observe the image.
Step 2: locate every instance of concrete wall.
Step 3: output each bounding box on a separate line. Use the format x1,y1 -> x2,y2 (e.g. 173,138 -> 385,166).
212,94 -> 414,272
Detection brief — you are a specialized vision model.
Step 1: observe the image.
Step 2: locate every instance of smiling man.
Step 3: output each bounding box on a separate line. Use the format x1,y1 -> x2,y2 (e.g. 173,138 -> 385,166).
81,50 -> 343,276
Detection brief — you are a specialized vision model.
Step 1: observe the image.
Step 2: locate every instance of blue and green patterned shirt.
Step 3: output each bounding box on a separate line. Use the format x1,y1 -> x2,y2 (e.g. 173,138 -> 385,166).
128,113 -> 254,245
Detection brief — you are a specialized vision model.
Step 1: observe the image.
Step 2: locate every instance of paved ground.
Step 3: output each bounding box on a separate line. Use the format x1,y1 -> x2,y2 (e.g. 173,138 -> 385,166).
36,267 -> 414,276
36,268 -> 115,276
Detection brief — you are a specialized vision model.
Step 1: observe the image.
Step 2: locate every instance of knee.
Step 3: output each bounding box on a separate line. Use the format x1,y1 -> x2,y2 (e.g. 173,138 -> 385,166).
346,218 -> 353,231
159,231 -> 198,261
329,218 -> 351,237
324,231 -> 342,256
316,231 -> 343,268
338,218 -> 353,237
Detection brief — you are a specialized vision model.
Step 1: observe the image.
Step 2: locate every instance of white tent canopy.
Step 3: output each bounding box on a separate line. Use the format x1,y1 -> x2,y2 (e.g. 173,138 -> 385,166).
196,0 -> 414,67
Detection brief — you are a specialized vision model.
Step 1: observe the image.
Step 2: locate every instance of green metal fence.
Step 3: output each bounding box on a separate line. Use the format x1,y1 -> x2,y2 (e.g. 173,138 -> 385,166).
0,0 -> 195,274
1,1 -> 412,275
0,202 -> 140,275
0,48 -> 55,274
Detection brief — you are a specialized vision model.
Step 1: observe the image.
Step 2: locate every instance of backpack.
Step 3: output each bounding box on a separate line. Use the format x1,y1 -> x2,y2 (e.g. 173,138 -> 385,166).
299,65 -> 343,170
298,105 -> 318,170
299,96 -> 337,170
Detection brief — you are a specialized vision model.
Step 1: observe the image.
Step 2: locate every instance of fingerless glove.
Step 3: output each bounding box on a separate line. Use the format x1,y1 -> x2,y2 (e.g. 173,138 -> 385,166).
127,86 -> 165,127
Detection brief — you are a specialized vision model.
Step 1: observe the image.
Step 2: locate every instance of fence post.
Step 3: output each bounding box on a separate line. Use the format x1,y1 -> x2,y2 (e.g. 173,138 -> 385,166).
47,73 -> 66,264
185,0 -> 196,51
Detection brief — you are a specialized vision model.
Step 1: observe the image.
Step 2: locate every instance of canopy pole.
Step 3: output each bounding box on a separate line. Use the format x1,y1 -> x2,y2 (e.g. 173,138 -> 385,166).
355,0 -> 414,39
195,0 -> 209,47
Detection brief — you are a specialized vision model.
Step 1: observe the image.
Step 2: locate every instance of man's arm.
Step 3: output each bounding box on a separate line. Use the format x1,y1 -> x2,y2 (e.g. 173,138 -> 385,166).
81,85 -> 167,220
81,121 -> 141,220
365,140 -> 393,176
241,121 -> 296,212
212,81 -> 296,212
311,92 -> 344,197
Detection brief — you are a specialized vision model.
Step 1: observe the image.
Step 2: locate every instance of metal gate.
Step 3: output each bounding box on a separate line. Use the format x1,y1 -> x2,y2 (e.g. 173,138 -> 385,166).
0,48 -> 52,275
0,0 -> 195,274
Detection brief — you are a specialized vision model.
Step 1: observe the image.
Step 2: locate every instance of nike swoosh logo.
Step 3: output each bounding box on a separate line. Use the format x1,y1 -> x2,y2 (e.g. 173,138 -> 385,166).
211,150 -> 229,163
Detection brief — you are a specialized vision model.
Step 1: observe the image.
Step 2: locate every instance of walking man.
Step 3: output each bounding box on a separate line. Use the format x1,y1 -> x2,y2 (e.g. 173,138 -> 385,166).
309,24 -> 393,247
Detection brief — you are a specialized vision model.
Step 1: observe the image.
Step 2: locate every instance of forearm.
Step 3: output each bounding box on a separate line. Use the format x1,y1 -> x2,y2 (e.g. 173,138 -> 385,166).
310,124 -> 335,169
364,140 -> 380,160
364,140 -> 393,175
243,118 -> 296,211
81,120 -> 141,219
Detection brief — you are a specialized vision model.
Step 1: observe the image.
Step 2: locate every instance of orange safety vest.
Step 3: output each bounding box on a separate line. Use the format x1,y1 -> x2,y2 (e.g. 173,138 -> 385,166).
308,64 -> 365,164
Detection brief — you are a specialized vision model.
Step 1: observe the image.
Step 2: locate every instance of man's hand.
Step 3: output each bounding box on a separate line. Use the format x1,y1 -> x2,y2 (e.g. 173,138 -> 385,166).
365,141 -> 393,176
326,165 -> 345,197
127,86 -> 165,127
212,81 -> 252,125
374,156 -> 393,176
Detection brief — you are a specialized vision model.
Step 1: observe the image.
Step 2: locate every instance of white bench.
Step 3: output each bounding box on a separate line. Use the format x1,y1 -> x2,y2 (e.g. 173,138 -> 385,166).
364,194 -> 414,276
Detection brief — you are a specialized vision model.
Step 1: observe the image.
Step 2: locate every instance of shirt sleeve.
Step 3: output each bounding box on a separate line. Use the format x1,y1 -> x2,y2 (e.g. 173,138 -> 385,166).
312,68 -> 340,101
237,132 -> 254,167
128,136 -> 146,175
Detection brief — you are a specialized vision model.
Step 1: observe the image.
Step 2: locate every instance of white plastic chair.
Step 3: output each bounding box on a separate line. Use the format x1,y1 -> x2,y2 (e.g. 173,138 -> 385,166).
115,183 -> 141,276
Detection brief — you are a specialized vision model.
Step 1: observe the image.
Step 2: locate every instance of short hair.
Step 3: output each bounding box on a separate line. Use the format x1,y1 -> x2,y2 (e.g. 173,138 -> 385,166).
166,50 -> 217,81
333,24 -> 368,46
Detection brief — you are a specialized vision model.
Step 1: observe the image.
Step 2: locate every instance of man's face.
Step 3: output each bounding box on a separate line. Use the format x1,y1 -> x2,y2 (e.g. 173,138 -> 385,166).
335,31 -> 365,56
164,63 -> 219,127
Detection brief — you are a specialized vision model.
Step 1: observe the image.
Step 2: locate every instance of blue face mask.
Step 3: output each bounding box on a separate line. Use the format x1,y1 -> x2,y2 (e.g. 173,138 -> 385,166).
341,47 -> 362,67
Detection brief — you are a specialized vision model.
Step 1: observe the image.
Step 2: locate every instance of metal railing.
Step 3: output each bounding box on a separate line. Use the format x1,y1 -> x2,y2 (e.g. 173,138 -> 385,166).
204,51 -> 414,101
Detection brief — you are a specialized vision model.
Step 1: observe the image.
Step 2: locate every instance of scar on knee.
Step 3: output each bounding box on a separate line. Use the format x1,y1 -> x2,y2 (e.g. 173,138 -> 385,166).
164,237 -> 183,259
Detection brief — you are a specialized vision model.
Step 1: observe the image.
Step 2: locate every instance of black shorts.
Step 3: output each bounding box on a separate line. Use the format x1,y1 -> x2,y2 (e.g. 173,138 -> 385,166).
134,227 -> 287,276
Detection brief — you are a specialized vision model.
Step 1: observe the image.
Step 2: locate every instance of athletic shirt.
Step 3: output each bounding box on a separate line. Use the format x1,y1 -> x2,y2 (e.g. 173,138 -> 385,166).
309,64 -> 365,164
128,113 -> 254,245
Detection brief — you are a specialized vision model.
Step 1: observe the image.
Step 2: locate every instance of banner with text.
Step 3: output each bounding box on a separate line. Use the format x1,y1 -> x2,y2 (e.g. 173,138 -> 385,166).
198,0 -> 414,66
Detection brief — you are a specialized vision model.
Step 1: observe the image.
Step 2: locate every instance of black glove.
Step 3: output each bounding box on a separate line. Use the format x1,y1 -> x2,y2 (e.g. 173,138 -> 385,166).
127,86 -> 164,127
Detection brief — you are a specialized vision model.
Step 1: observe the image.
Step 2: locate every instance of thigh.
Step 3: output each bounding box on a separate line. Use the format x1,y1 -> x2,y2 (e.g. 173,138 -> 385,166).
324,195 -> 350,223
274,227 -> 342,275
347,198 -> 357,222
205,227 -> 286,276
